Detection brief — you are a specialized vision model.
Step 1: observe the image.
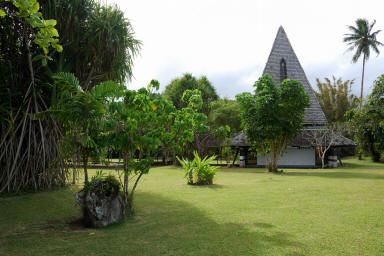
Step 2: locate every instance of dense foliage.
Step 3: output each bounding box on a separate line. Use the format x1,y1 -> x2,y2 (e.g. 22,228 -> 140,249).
40,0 -> 141,90
0,0 -> 65,192
237,75 -> 309,172
163,73 -> 218,114
0,0 -> 140,193
177,151 -> 217,185
83,171 -> 120,197
49,73 -> 123,183
315,77 -> 358,124
347,74 -> 384,162
208,99 -> 241,133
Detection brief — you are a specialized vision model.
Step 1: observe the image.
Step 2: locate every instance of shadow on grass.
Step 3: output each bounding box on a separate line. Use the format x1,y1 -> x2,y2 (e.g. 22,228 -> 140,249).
0,190 -> 304,255
218,161 -> 384,180
219,167 -> 266,174
285,171 -> 384,180
101,192 -> 304,255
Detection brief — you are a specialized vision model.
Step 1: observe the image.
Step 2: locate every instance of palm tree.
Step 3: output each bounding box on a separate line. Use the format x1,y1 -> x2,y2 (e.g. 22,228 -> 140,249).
343,18 -> 383,107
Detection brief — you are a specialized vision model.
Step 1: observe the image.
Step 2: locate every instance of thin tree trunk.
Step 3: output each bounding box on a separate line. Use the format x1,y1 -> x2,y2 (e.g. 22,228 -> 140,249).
123,152 -> 129,205
360,54 -> 366,108
128,172 -> 144,213
72,155 -> 77,184
321,154 -> 325,169
83,151 -> 88,183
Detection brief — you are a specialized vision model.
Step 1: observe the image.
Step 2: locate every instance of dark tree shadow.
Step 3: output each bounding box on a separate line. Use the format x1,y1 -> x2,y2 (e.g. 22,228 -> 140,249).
0,191 -> 305,255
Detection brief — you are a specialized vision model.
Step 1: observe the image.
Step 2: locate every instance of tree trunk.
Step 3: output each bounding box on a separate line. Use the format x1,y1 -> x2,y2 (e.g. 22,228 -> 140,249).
128,172 -> 144,214
369,143 -> 381,162
321,155 -> 325,169
268,148 -> 278,172
122,152 -> 129,206
72,155 -> 77,184
360,54 -> 366,108
83,151 -> 88,183
173,151 -> 178,166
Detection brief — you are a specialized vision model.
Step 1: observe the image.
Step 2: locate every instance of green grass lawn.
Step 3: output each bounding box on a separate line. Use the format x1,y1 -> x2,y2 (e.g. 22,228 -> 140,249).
1,158 -> 384,255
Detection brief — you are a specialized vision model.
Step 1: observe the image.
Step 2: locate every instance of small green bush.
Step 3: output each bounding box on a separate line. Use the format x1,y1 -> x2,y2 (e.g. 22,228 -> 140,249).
83,171 -> 120,197
177,151 -> 218,185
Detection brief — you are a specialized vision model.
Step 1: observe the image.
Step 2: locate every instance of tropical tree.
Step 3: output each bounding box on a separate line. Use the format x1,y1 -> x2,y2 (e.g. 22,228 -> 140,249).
49,73 -> 123,183
40,0 -> 141,90
106,80 -> 168,214
236,75 -> 309,172
346,74 -> 384,162
208,99 -> 242,132
165,89 -> 208,163
0,0 -> 65,193
0,0 -> 140,193
163,73 -> 218,114
315,76 -> 359,124
304,126 -> 338,168
343,18 -> 383,106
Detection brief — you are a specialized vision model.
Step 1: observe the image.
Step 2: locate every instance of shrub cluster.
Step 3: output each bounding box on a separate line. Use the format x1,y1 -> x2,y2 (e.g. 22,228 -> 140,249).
178,151 -> 218,185
83,171 -> 120,197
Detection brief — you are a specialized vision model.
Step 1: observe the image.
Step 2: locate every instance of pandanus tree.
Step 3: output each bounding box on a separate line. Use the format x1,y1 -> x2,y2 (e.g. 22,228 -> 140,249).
0,0 -> 64,192
0,0 -> 140,193
40,0 -> 141,90
343,18 -> 383,107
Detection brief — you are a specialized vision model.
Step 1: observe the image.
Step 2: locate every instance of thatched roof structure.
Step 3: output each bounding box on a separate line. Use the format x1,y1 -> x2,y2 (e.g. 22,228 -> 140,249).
263,26 -> 327,125
230,131 -> 356,148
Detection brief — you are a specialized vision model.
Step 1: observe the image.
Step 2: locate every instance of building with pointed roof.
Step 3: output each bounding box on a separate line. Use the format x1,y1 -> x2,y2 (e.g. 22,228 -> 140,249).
230,26 -> 355,168
263,26 -> 327,126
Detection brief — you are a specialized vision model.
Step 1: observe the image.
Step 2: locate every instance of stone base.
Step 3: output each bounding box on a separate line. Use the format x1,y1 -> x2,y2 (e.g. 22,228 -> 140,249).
76,191 -> 125,228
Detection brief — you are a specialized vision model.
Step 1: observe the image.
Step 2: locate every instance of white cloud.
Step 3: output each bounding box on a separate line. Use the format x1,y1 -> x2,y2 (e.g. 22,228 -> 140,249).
111,0 -> 384,97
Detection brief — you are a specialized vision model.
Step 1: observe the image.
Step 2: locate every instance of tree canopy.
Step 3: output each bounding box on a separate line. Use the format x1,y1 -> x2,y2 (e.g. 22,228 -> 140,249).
0,0 -> 141,193
315,76 -> 358,124
40,0 -> 141,90
208,99 -> 241,132
163,73 -> 218,114
237,75 -> 309,172
347,74 -> 384,162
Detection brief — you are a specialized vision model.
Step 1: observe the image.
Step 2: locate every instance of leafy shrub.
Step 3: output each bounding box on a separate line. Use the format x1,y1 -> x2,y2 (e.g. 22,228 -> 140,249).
83,171 -> 120,197
177,151 -> 218,185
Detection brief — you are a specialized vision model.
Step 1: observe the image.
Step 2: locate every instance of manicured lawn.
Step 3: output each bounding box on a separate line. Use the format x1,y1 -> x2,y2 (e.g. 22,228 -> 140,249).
1,158 -> 384,255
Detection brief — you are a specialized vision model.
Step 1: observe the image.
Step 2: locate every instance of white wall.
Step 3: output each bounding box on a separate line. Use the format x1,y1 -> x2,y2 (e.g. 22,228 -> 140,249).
257,147 -> 315,167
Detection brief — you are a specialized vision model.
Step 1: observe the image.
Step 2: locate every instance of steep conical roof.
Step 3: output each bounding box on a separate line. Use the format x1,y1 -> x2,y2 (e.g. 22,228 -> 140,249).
263,26 -> 327,125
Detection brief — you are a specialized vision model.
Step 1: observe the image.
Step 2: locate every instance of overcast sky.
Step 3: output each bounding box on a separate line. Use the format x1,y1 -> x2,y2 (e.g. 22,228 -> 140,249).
111,0 -> 384,98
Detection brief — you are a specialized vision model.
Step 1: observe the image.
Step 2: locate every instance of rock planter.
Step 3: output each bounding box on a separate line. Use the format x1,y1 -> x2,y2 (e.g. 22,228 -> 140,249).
75,174 -> 125,228
76,191 -> 125,228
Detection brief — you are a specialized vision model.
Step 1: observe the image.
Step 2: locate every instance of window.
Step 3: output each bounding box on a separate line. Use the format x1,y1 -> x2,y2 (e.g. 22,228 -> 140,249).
280,58 -> 287,81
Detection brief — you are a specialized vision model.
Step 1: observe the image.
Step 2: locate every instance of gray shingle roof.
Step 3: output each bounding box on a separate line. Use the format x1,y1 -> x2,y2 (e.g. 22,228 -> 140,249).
263,26 -> 327,125
230,131 -> 356,148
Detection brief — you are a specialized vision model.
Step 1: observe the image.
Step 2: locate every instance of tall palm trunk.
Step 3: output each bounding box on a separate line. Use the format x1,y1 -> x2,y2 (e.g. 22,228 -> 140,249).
360,54 -> 366,108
